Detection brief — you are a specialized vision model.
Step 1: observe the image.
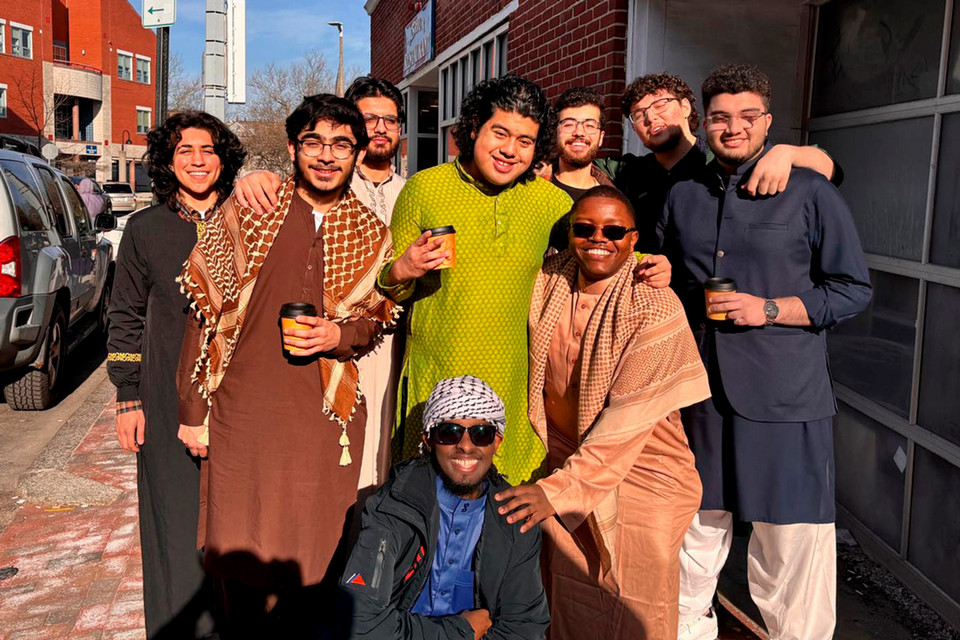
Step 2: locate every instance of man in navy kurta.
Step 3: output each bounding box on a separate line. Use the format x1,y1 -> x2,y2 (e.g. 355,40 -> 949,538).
660,65 -> 871,640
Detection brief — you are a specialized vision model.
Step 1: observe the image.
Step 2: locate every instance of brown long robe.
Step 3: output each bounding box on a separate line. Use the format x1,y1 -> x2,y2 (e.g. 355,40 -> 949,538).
178,193 -> 378,590
528,251 -> 711,639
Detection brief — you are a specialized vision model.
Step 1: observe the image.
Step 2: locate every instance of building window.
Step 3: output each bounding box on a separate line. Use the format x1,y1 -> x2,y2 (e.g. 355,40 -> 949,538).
0,85 -> 6,119
118,51 -> 133,81
136,107 -> 151,134
11,23 -> 33,59
136,55 -> 151,84
0,21 -> 6,55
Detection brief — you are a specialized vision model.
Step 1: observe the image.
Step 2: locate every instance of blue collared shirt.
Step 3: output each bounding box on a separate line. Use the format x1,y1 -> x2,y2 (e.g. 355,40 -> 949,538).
411,476 -> 486,617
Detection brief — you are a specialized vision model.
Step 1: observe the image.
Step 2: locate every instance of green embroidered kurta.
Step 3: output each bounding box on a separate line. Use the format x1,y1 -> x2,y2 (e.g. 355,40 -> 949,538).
383,160 -> 572,482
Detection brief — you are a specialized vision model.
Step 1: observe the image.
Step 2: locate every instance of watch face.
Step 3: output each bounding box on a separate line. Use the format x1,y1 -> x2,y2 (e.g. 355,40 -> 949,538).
764,300 -> 779,319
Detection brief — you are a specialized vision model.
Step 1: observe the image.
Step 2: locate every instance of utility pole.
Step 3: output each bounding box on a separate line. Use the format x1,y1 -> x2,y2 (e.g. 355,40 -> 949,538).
329,22 -> 344,97
155,26 -> 170,123
203,0 -> 227,120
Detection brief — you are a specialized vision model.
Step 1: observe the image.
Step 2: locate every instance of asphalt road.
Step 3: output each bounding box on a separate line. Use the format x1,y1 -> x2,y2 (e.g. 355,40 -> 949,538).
0,335 -> 109,532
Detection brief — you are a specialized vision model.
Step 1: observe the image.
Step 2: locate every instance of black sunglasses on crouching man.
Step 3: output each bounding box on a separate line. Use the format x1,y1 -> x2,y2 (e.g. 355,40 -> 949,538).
571,223 -> 637,241
429,422 -> 499,447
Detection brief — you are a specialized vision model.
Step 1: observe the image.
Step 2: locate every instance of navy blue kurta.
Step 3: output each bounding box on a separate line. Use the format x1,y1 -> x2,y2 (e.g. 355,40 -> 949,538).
659,146 -> 871,523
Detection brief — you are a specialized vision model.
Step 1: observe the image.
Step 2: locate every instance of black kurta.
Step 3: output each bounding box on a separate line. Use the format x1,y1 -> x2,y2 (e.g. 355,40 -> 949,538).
107,203 -> 212,638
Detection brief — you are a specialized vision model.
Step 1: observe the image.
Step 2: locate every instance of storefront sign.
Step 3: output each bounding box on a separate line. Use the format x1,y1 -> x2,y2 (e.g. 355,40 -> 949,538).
404,0 -> 434,77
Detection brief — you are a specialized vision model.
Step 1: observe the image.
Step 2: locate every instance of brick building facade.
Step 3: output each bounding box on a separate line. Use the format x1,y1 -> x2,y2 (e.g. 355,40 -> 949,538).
367,0 -> 960,631
0,0 -> 155,186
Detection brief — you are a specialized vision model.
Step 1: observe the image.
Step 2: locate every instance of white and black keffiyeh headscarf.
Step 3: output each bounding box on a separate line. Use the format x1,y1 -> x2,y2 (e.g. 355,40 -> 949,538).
422,375 -> 506,436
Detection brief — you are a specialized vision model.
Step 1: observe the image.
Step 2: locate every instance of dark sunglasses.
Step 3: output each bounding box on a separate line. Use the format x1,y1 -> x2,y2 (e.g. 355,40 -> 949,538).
571,223 -> 636,242
430,422 -> 498,447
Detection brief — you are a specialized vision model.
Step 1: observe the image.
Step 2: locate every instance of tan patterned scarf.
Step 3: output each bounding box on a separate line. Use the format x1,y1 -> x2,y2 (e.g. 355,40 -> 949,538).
528,250 -> 710,580
179,177 -> 399,465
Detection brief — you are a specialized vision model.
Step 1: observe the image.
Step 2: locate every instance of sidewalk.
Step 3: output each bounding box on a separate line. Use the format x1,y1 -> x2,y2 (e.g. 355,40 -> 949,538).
0,388 -> 145,640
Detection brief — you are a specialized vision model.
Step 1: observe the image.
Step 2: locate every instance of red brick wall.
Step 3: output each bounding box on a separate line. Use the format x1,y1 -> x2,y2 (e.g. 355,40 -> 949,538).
64,0 -> 104,70
99,0 -> 155,146
0,0 -> 54,138
509,0 -> 629,153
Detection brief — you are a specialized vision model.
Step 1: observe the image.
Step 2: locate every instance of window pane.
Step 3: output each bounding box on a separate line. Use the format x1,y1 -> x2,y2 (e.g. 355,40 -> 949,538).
417,90 -> 438,135
908,446 -> 960,604
917,283 -> 960,447
812,0 -> 943,116
0,87 -> 6,118
0,160 -> 48,232
835,402 -> 906,550
60,177 -> 89,232
827,270 -> 917,417
930,112 -> 960,268
34,167 -> 68,235
947,0 -> 960,95
810,118 -> 932,260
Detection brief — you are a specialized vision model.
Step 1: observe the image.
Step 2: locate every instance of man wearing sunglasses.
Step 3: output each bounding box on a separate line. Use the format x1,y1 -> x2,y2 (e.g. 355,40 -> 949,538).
176,94 -> 398,636
594,72 -> 839,254
340,375 -> 549,640
661,65 -> 871,640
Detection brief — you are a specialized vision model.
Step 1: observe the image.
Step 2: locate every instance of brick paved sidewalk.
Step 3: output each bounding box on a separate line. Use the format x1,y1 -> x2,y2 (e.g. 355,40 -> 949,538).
0,403 -> 146,640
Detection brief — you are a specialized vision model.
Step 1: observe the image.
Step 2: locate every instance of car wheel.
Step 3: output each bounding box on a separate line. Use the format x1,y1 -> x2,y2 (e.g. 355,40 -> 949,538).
4,305 -> 67,411
97,276 -> 112,336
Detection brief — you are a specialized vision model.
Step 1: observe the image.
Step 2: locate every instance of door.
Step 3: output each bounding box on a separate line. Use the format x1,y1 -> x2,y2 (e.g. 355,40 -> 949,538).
58,176 -> 97,314
32,166 -> 84,320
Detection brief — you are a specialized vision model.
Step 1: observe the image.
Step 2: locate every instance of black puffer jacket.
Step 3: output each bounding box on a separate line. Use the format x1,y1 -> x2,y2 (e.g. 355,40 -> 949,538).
338,459 -> 549,640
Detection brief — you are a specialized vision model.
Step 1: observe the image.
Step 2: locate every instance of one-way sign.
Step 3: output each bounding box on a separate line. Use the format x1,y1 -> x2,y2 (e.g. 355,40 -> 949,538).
142,0 -> 176,28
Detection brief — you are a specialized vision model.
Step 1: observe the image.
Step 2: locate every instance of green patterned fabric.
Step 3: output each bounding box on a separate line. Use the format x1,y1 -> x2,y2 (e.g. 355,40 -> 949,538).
383,160 -> 573,483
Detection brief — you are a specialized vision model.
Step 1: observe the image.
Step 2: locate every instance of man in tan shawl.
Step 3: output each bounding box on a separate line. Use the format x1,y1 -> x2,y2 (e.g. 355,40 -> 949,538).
496,185 -> 710,639
176,94 -> 397,638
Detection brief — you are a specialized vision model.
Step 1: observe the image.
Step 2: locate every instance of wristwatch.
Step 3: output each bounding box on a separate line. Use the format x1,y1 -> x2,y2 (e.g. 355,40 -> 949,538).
763,299 -> 780,325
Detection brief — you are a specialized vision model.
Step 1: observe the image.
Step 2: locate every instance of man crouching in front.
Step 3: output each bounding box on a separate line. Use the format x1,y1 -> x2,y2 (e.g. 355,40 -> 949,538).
339,375 -> 549,640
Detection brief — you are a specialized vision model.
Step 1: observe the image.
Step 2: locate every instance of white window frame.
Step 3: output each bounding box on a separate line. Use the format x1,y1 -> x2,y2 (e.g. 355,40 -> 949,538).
117,50 -> 133,81
135,54 -> 151,84
0,84 -> 7,119
136,106 -> 152,134
10,22 -> 33,60
0,20 -> 7,56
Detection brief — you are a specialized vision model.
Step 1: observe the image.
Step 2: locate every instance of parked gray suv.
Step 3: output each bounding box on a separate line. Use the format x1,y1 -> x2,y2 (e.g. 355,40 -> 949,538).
0,149 -> 115,410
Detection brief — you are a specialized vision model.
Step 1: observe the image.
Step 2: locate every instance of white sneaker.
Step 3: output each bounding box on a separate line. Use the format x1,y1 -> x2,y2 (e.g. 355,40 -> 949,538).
678,607 -> 718,640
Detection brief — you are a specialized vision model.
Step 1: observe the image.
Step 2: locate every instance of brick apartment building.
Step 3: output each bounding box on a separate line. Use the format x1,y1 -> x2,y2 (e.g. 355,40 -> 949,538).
0,0 -> 155,187
367,0 -> 960,630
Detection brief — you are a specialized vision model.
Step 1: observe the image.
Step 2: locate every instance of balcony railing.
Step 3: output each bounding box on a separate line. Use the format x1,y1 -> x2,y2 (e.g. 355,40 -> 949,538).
52,59 -> 103,75
53,43 -> 68,63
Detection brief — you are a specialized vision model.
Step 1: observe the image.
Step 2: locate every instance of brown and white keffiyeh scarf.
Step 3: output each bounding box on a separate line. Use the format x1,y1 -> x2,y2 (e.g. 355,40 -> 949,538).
528,250 -> 710,580
179,177 -> 399,465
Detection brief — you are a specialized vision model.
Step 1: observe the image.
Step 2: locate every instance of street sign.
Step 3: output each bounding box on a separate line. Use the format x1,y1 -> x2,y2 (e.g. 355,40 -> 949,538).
85,145 -> 98,155
142,0 -> 177,28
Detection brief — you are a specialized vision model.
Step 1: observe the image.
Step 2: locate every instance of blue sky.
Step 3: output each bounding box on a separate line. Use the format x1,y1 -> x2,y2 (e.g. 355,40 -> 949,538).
131,0 -> 371,78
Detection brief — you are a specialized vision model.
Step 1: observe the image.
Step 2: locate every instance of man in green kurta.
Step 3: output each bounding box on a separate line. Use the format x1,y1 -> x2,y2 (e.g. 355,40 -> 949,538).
379,77 -> 571,483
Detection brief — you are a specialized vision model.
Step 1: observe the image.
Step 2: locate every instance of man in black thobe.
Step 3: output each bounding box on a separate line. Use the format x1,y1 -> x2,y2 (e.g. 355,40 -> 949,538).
107,111 -> 246,639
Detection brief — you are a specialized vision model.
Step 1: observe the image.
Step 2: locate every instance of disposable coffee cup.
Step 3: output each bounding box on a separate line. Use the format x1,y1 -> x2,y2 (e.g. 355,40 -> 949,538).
704,277 -> 737,321
428,226 -> 456,269
279,302 -> 317,354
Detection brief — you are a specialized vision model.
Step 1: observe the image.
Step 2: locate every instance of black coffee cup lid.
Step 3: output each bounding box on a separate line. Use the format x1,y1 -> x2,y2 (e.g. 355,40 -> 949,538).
280,301 -> 317,317
704,277 -> 737,292
427,225 -> 455,235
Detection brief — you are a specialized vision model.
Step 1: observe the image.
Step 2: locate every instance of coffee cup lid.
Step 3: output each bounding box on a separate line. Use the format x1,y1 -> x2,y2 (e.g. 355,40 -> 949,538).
704,277 -> 737,292
280,301 -> 317,317
427,225 -> 455,236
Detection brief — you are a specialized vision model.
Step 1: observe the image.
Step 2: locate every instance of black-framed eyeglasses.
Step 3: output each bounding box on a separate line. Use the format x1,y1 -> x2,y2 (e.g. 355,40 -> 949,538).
703,111 -> 768,130
363,113 -> 401,132
558,118 -> 601,135
628,97 -> 680,123
430,422 -> 498,447
297,138 -> 356,159
571,223 -> 636,242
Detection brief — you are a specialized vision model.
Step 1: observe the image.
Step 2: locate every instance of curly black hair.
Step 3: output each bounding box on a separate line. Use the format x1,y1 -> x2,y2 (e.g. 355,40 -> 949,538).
701,64 -> 772,113
621,72 -> 699,131
345,75 -> 406,125
452,75 -> 554,184
144,110 -> 247,210
285,93 -> 369,151
554,86 -> 606,128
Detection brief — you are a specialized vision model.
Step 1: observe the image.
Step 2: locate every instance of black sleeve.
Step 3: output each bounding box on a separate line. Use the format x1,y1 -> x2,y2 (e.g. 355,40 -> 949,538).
106,219 -> 150,402
484,525 -> 550,640
340,497 -> 474,640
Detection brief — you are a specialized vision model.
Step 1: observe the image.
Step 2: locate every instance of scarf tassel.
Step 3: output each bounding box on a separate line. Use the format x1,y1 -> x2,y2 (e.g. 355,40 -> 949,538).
339,427 -> 352,466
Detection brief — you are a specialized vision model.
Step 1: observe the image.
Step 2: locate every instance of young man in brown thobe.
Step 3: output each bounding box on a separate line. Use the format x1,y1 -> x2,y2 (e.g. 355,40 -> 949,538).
176,94 -> 398,638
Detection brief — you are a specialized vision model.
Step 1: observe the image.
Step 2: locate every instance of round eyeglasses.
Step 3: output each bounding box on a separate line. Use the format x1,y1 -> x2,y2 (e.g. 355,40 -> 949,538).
297,138 -> 356,159
628,97 -> 680,124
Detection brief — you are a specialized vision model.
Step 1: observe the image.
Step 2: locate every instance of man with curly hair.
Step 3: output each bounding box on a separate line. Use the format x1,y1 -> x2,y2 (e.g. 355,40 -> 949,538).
107,110 -> 246,638
662,65 -> 871,640
596,72 -> 839,253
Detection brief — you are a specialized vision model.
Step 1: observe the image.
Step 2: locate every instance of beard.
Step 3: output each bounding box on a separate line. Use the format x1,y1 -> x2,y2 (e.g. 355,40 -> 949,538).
364,138 -> 399,164
558,138 -> 600,169
711,135 -> 767,168
644,125 -> 684,153
293,160 -> 354,198
431,454 -> 487,498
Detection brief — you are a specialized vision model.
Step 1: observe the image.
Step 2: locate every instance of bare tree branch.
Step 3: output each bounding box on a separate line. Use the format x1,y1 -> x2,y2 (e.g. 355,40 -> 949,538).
168,53 -> 203,113
7,65 -> 71,148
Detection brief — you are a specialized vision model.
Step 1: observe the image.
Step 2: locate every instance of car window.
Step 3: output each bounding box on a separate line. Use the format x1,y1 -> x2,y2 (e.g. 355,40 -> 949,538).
102,183 -> 134,194
34,166 -> 71,236
0,159 -> 49,232
60,177 -> 90,234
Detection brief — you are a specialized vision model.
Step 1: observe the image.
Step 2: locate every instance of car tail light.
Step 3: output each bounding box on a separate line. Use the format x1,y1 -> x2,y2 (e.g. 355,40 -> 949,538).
0,236 -> 22,297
